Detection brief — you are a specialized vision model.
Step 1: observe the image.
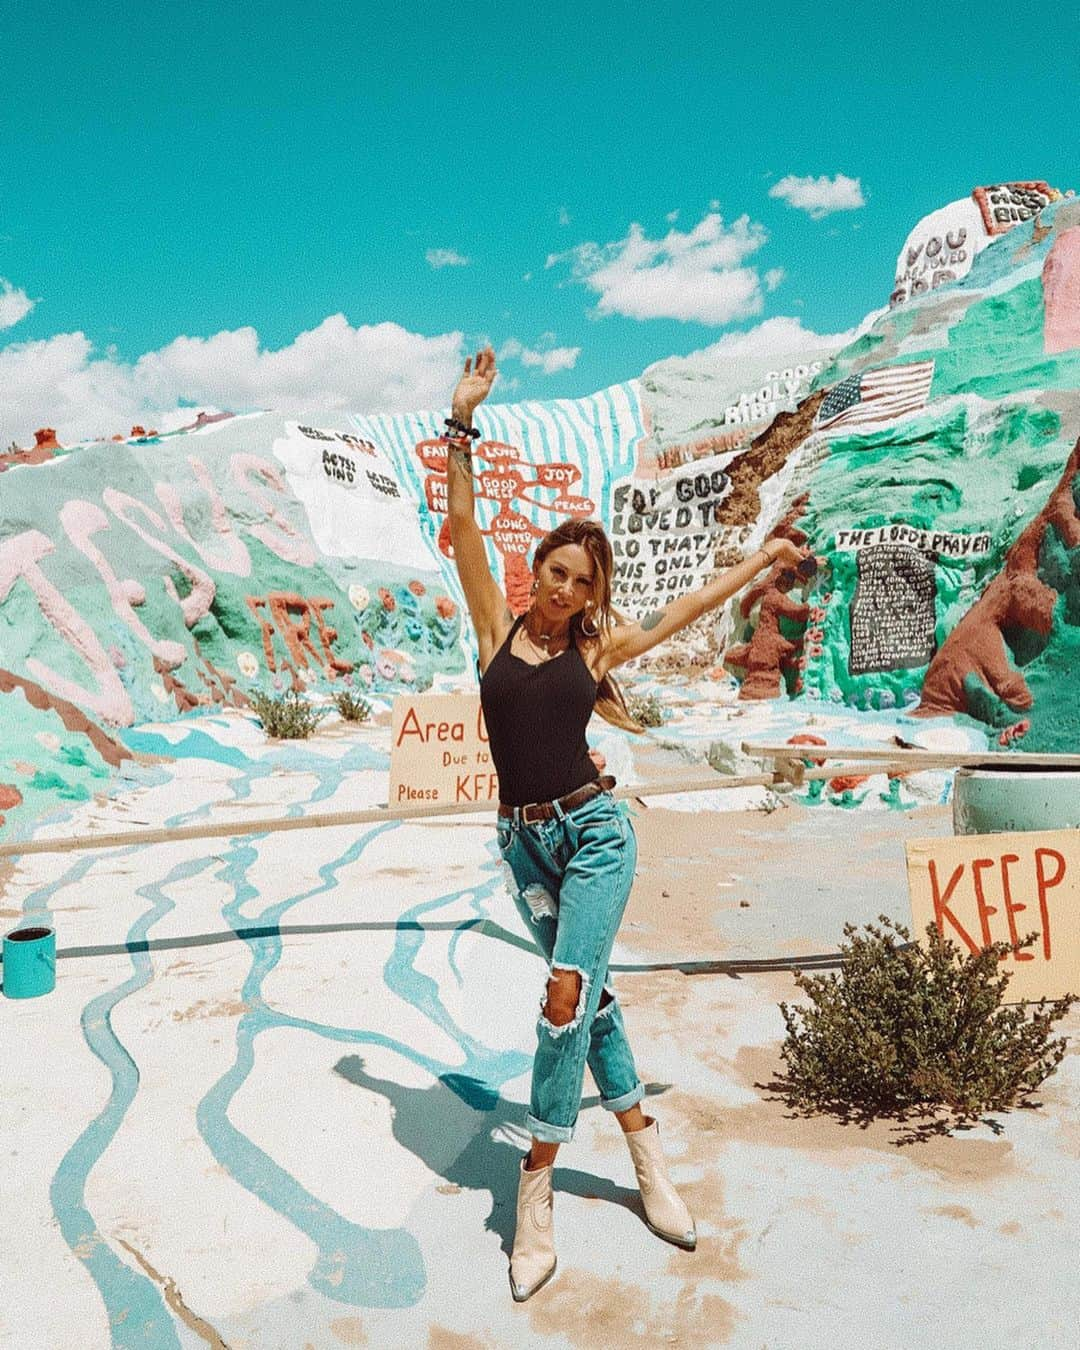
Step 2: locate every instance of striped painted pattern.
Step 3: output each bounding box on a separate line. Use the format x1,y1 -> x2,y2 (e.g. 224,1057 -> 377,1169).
351,383 -> 647,615
814,360 -> 934,433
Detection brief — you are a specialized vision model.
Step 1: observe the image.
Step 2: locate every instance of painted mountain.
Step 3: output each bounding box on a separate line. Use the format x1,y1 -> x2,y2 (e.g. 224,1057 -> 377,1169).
2,180 -> 1078,839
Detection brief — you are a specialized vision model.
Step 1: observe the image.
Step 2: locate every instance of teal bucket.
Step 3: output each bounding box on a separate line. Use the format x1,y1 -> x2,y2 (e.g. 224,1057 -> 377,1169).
2,926 -> 56,999
953,767 -> 1080,836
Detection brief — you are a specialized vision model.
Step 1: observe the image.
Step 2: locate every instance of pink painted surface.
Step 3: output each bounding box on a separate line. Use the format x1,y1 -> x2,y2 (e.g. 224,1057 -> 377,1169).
155,456 -> 252,577
0,529 -> 133,725
1043,227 -> 1080,354
101,490 -> 217,629
230,453 -> 317,568
60,500 -> 188,670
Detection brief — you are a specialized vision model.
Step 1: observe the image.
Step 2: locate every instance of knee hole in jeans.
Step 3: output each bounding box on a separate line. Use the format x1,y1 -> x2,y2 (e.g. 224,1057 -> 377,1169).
539,965 -> 590,1037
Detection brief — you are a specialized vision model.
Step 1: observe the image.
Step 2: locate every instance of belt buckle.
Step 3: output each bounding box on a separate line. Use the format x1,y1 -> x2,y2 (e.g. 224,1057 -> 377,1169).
522,801 -> 547,825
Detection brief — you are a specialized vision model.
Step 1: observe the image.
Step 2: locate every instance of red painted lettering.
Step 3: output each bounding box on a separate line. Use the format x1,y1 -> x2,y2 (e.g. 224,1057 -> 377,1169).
971,857 -> 998,948
999,853 -> 1033,960
534,462 -> 580,489
928,858 -> 979,954
397,706 -> 424,745
1034,848 -> 1065,960
455,772 -> 499,803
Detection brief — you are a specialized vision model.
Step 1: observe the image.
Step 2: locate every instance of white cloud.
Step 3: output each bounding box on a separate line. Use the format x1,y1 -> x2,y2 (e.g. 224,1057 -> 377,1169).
557,206 -> 571,226
498,336 -> 581,375
425,247 -> 470,268
547,211 -> 771,325
665,209 -> 679,225
764,267 -> 785,292
0,279 -> 34,329
768,173 -> 865,219
0,315 -> 465,445
528,346 -> 580,374
665,315 -> 858,369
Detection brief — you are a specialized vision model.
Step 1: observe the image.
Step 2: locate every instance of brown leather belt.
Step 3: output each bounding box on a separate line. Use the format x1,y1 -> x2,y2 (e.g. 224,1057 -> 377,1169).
498,775 -> 616,825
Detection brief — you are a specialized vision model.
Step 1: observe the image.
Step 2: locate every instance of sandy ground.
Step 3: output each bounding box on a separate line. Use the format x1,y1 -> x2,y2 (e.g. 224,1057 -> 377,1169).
1,713 -> 1077,1349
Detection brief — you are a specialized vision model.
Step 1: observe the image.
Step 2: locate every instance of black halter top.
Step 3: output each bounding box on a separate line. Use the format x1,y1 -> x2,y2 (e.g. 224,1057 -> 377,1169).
479,614 -> 600,807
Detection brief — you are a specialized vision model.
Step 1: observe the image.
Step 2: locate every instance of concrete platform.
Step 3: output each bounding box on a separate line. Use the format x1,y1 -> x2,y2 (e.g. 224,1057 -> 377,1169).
1,712 -> 1077,1349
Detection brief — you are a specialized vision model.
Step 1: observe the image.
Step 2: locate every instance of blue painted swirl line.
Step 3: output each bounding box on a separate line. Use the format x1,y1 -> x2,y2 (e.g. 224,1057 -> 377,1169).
196,829 -> 429,1308
120,726 -> 386,786
49,855 -> 216,1350
195,808 -> 532,1309
45,718 -> 518,1317
386,877 -> 531,1088
36,720 -> 385,1339
445,838 -> 503,987
15,851 -> 99,935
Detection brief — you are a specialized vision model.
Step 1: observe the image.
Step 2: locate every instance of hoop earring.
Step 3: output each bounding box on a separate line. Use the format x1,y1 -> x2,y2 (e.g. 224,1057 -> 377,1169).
580,609 -> 599,638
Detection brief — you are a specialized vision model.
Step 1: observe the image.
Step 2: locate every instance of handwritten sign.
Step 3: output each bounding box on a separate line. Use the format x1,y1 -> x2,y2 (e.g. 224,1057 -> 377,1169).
389,693 -> 498,807
610,455 -> 732,616
834,525 -> 991,558
849,544 -> 937,674
722,362 -> 824,428
905,828 -> 1080,1001
973,181 -> 1057,236
273,422 -> 432,568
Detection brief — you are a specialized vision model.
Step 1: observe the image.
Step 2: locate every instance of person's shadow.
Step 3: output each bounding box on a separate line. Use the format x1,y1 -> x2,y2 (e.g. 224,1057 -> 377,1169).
333,1055 -> 670,1254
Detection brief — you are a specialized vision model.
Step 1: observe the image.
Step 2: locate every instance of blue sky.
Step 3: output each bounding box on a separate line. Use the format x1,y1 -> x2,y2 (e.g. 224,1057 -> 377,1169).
1,0 -> 1076,441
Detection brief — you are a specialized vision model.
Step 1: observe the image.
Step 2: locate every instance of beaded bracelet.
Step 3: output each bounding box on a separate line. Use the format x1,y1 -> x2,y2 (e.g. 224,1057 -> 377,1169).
440,434 -> 474,454
443,417 -> 480,440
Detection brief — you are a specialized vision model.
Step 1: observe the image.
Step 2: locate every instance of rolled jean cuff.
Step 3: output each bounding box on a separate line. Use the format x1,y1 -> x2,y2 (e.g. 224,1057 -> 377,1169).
600,1082 -> 645,1114
526,1112 -> 575,1144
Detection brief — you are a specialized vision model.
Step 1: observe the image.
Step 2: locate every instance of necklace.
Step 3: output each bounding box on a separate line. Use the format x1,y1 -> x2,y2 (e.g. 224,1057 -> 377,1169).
522,613 -> 563,655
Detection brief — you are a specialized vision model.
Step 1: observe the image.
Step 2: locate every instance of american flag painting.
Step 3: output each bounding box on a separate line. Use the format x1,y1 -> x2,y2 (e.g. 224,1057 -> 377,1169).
814,360 -> 934,433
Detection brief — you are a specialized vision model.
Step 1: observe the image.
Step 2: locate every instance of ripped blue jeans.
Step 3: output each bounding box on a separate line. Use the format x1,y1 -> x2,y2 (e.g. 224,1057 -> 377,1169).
497,789 -> 644,1143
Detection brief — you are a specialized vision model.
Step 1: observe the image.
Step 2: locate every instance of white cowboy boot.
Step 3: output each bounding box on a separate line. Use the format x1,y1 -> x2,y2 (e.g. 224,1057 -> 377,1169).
624,1117 -> 697,1250
509,1157 -> 557,1301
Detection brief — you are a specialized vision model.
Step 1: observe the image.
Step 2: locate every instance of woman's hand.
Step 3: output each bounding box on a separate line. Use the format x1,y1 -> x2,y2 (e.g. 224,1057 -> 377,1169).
451,346 -> 497,422
762,537 -> 807,569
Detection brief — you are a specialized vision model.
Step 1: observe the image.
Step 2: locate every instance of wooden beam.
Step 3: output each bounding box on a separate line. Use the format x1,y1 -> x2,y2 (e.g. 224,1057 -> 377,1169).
743,743 -> 1080,770
0,772 -> 783,859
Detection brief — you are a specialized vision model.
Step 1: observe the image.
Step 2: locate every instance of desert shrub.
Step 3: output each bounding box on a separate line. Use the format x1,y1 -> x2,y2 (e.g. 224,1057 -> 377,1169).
627,691 -> 665,728
248,688 -> 328,739
777,916 -> 1074,1129
332,688 -> 372,723
705,740 -> 738,774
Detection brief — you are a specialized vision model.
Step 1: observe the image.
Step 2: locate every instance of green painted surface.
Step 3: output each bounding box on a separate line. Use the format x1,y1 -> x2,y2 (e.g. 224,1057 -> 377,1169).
953,767 -> 1080,834
783,198 -> 1080,749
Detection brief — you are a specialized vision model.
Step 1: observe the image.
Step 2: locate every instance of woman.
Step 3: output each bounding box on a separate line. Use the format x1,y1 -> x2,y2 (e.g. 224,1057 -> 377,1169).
445,346 -> 805,1301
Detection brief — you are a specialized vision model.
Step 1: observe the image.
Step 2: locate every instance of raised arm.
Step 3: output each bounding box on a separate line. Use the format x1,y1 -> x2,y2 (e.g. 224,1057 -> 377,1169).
445,347 -> 509,668
597,537 -> 809,677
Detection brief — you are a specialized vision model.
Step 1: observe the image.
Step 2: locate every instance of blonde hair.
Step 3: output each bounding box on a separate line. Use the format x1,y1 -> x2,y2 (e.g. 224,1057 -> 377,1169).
533,519 -> 644,734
